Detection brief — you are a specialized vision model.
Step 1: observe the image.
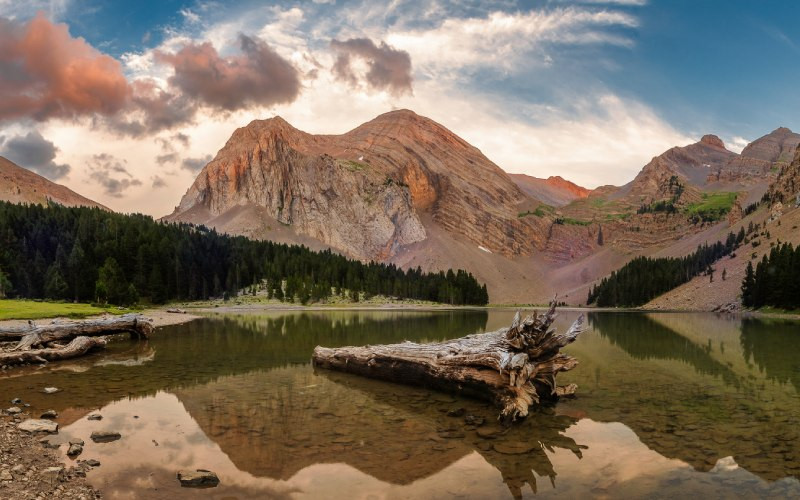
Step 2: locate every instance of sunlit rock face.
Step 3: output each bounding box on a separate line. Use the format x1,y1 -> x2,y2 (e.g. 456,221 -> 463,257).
167,109 -> 551,260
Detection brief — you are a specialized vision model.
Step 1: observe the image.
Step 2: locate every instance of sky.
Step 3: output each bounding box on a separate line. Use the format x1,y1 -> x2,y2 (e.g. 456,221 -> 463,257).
1,0 -> 799,216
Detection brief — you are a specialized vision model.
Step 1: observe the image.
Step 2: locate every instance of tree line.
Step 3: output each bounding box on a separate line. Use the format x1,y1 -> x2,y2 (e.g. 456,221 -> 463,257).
742,243 -> 800,310
0,201 -> 489,306
587,229 -> 746,307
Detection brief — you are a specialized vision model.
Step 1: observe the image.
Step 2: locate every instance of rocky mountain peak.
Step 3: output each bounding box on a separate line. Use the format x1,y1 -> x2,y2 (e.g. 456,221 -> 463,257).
700,134 -> 726,149
741,127 -> 800,163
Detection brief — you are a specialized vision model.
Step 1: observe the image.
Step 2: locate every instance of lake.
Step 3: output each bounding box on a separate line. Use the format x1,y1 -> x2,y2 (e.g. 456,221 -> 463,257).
2,309 -> 800,499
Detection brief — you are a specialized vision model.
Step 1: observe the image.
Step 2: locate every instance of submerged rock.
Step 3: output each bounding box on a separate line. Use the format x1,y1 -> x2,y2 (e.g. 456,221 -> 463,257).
67,443 -> 83,457
17,419 -> 58,433
5,406 -> 22,415
177,469 -> 220,488
87,413 -> 102,421
90,431 -> 121,443
40,409 -> 58,419
43,387 -> 60,394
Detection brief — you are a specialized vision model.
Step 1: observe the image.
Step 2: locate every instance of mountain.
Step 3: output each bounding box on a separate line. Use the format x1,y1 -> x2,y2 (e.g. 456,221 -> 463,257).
740,127 -> 800,163
166,109 -> 557,261
508,174 -> 590,207
0,156 -> 105,209
166,110 -> 796,305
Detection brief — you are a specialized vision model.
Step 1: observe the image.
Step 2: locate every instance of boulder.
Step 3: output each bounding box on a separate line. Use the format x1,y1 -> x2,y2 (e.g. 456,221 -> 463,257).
177,469 -> 220,488
90,431 -> 121,443
17,419 -> 58,433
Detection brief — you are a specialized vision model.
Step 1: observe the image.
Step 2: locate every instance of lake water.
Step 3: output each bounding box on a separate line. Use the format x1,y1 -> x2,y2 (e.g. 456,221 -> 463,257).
2,309 -> 800,499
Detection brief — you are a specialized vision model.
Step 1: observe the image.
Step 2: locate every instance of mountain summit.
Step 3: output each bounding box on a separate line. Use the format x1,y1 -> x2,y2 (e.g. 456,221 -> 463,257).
0,156 -> 105,209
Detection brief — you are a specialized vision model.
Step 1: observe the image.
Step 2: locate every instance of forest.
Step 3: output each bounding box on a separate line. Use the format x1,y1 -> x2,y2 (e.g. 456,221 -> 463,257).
587,229 -> 745,307
741,243 -> 800,310
0,201 -> 489,306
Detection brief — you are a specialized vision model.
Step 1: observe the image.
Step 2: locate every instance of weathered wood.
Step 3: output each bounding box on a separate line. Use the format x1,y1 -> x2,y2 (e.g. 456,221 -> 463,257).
0,336 -> 107,366
0,314 -> 153,351
312,302 -> 584,422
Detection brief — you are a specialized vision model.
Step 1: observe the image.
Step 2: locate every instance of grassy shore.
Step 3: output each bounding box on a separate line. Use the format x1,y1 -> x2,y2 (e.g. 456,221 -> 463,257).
0,299 -> 131,321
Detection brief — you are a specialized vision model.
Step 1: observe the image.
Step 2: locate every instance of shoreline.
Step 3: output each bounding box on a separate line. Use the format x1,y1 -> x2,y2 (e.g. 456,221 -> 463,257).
2,302 -> 799,330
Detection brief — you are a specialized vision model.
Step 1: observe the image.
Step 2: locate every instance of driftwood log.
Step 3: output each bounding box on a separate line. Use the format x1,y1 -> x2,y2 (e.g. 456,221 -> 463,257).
312,302 -> 584,421
0,314 -> 153,366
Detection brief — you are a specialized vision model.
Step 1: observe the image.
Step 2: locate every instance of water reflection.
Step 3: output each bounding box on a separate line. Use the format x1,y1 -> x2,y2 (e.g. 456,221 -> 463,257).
1,309 -> 799,499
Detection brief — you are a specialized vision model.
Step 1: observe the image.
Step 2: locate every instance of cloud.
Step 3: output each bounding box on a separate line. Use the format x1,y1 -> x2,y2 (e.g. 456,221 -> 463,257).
181,154 -> 212,173
89,153 -> 142,197
0,130 -> 70,179
151,175 -> 167,188
331,38 -> 413,95
386,8 -> 637,74
0,13 -> 130,122
154,34 -> 301,112
156,152 -> 178,165
726,136 -> 749,154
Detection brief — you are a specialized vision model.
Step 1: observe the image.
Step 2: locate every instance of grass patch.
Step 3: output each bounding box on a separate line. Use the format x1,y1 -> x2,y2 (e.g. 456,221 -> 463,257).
519,204 -> 556,218
337,159 -> 368,172
604,212 -> 631,221
686,192 -> 737,223
0,299 -> 129,321
554,216 -> 591,226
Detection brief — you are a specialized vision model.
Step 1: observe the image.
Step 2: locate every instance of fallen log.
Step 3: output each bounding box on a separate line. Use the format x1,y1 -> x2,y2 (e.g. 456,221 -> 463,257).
0,314 -> 153,351
0,336 -> 107,366
312,302 -> 584,422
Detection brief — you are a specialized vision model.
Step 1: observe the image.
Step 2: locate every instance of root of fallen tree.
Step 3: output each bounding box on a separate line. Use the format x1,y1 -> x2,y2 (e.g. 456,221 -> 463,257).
312,302 -> 584,422
0,314 -> 153,367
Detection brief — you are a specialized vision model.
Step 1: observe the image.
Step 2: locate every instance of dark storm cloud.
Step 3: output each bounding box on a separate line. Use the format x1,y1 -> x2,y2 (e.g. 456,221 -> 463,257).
331,38 -> 413,96
0,130 -> 71,180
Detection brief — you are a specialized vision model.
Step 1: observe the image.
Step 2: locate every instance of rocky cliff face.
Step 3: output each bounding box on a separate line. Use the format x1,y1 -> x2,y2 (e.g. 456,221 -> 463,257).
0,156 -> 105,209
167,110 -> 550,261
741,127 -> 800,163
768,144 -> 800,206
508,174 -> 590,207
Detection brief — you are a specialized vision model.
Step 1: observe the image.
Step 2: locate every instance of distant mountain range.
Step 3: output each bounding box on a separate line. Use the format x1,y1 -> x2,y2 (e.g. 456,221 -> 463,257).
3,110 -> 799,307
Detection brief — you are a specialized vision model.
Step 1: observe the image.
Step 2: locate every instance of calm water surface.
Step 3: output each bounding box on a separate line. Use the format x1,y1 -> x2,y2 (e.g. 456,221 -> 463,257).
2,310 -> 800,499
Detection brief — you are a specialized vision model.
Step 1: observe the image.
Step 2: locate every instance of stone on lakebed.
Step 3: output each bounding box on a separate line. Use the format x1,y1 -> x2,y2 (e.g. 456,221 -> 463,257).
17,419 -> 58,433
177,469 -> 220,488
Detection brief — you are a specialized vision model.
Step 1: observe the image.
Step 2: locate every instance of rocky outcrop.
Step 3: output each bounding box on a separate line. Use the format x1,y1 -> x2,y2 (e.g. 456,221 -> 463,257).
167,110 -> 550,260
767,145 -> 800,205
741,127 -> 800,164
508,174 -> 590,207
0,157 -> 105,209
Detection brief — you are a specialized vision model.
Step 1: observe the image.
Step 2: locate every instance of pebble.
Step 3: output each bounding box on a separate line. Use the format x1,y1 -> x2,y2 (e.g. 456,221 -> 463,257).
42,388 -> 60,394
10,398 -> 21,404
90,431 -> 121,443
40,410 -> 58,419
87,414 -> 102,421
446,407 -> 466,417
0,470 -> 12,481
5,407 -> 22,415
177,469 -> 219,488
84,459 -> 100,467
67,443 -> 83,457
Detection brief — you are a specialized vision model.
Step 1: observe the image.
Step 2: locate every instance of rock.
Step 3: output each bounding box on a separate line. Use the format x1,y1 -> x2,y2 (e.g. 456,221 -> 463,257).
446,407 -> 466,417
90,431 -> 121,443
67,443 -> 83,457
0,470 -> 12,481
69,438 -> 85,446
40,466 -> 63,485
177,469 -> 220,488
11,465 -> 25,474
492,441 -> 538,455
87,414 -> 102,421
42,387 -> 60,394
464,415 -> 485,426
84,459 -> 100,467
10,398 -> 21,404
476,427 -> 501,439
40,410 -> 58,419
17,419 -> 58,433
5,407 -> 22,415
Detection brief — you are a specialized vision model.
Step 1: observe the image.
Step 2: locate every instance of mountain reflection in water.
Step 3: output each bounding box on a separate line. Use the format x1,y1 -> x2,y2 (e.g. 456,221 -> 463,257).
1,309 -> 799,499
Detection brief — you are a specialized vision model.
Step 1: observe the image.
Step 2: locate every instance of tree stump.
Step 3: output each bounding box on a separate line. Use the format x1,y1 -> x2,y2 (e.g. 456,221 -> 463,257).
312,302 -> 584,421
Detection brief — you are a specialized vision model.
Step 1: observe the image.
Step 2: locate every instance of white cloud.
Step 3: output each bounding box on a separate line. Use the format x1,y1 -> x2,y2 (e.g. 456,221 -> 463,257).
725,136 -> 749,154
386,8 -> 637,74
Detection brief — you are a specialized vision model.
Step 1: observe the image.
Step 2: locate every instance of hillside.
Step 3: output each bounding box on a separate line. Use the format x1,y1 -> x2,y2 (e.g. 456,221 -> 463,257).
508,174 -> 590,207
0,156 -> 106,209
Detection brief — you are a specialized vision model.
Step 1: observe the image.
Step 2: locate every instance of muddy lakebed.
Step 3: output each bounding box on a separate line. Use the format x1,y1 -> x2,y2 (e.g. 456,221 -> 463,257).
1,309 -> 800,499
